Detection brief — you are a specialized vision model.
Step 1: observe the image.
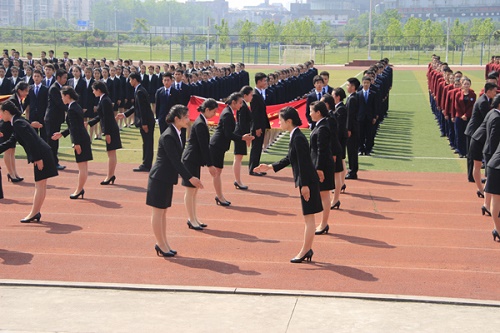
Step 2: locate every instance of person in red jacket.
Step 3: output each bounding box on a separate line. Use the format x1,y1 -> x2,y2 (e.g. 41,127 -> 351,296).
453,78 -> 476,158
444,78 -> 462,150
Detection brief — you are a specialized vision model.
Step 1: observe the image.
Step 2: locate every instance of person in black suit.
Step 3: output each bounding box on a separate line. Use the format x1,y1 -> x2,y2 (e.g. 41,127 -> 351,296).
237,63 -> 250,88
48,50 -> 57,64
0,66 -> 12,95
25,70 -> 48,142
42,64 -> 55,87
67,65 -> 86,111
320,71 -> 334,95
44,69 -> 68,170
173,69 -> 191,106
147,65 -> 159,108
254,106 -> 322,263
117,73 -> 156,172
233,86 -> 254,190
23,66 -> 34,85
52,87 -> 92,199
357,76 -> 378,156
484,95 -> 500,242
249,72 -> 270,176
0,100 -> 58,222
154,72 -> 180,134
308,101 -> 335,235
465,83 -> 497,193
9,67 -> 22,92
88,81 -> 123,185
305,75 -> 325,128
182,98 -> 219,230
147,105 -> 203,257
210,93 -> 254,206
345,77 -> 360,180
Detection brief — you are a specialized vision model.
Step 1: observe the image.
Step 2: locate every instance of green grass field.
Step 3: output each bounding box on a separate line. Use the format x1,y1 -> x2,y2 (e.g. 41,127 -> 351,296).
7,68 -> 484,173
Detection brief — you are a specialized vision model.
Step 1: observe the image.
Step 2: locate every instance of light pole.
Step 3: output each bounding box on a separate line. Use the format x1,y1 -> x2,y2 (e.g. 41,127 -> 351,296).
368,0 -> 372,60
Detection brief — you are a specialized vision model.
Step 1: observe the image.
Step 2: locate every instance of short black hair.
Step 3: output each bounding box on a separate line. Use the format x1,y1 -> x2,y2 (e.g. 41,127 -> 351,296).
255,72 -> 267,84
279,106 -> 302,127
347,77 -> 360,90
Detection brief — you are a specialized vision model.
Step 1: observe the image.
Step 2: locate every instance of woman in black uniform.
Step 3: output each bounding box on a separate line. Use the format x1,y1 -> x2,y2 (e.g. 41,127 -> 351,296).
182,99 -> 218,230
309,101 -> 335,235
147,105 -> 203,257
209,93 -> 254,206
254,107 -> 323,263
51,86 -> 92,199
233,86 -> 254,190
88,81 -> 122,185
0,100 -> 58,222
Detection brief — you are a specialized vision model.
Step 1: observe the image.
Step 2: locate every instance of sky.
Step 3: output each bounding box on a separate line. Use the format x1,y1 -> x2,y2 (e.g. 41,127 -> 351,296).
226,0 -> 291,10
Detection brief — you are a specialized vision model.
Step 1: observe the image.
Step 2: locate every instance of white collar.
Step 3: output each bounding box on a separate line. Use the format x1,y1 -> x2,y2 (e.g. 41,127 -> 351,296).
316,117 -> 326,126
200,113 -> 207,123
335,102 -> 342,108
290,126 -> 299,141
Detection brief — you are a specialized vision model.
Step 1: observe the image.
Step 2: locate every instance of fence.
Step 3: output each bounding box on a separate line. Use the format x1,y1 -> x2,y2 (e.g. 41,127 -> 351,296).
1,28 -> 500,66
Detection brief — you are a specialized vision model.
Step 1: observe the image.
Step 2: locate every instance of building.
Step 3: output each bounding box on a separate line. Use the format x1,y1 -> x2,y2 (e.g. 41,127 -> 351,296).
377,0 -> 500,22
289,0 -> 362,26
238,0 -> 290,25
0,0 -> 93,28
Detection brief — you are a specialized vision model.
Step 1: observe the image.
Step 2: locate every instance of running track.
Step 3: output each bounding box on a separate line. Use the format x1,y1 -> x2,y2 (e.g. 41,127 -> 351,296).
1,161 -> 499,301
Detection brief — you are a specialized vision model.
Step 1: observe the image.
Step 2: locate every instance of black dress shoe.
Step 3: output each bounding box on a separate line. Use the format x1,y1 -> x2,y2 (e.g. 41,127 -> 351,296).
345,173 -> 358,180
249,171 -> 264,176
234,181 -> 248,190
133,165 -> 150,172
20,212 -> 41,223
56,164 -> 66,170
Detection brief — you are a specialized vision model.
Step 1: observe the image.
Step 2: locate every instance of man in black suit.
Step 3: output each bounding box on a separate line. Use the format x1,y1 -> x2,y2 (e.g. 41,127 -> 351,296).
44,69 -> 68,170
237,63 -> 250,88
356,76 -> 377,156
0,66 -> 12,95
465,83 -> 497,182
43,64 -> 55,87
48,50 -> 57,64
26,70 -> 49,141
155,72 -> 180,134
26,52 -> 35,67
306,75 -> 325,129
118,73 -> 156,172
173,69 -> 191,106
249,72 -> 270,176
320,71 -> 334,95
345,77 -> 360,179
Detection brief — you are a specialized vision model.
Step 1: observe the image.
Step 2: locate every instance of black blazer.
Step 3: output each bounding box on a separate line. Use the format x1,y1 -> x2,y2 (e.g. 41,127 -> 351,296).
483,110 -> 500,156
60,102 -> 89,146
67,77 -> 87,109
42,76 -> 55,88
346,93 -> 359,133
272,128 -> 320,188
150,124 -> 192,184
310,118 -> 335,172
182,114 -> 213,167
147,74 -> 159,103
465,94 -> 491,137
27,84 -> 49,123
82,78 -> 96,112
306,91 -> 323,124
0,115 -> 51,163
88,95 -> 119,136
235,101 -> 252,135
10,76 -> 22,91
487,139 -> 500,170
328,110 -> 343,157
44,82 -> 66,125
0,77 -> 12,95
23,76 -> 34,85
155,86 -> 180,121
334,102 -> 348,141
210,106 -> 242,152
356,89 -> 377,121
124,84 -> 155,127
173,81 -> 191,106
251,89 -> 270,131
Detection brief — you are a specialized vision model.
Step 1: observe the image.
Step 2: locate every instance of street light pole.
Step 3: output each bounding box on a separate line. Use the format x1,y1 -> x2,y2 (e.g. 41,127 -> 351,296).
368,0 -> 372,60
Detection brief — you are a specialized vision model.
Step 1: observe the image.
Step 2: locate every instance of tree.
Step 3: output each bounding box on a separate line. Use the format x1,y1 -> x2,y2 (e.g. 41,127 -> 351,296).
236,20 -> 256,46
402,17 -> 422,49
214,19 -> 230,49
420,19 -> 443,49
255,19 -> 280,45
450,18 -> 467,50
385,18 -> 403,49
317,21 -> 332,46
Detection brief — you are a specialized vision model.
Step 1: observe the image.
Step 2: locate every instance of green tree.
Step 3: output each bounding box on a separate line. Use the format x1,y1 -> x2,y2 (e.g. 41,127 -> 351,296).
236,20 -> 256,46
385,18 -> 403,49
317,21 -> 332,45
420,19 -> 443,49
214,19 -> 230,49
450,18 -> 467,50
403,17 -> 422,49
255,19 -> 280,44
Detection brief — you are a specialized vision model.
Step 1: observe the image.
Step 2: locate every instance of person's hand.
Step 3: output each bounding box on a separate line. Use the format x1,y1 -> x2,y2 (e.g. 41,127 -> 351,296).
51,132 -> 62,140
317,170 -> 324,183
242,133 -> 254,142
94,106 -> 97,112
372,118 -> 377,125
116,113 -> 125,120
301,186 -> 310,202
0,132 -> 3,138
31,121 -> 43,129
106,134 -> 111,144
442,110 -> 446,115
208,166 -> 217,177
117,100 -> 121,106
142,125 -> 148,133
444,115 -> 449,120
347,130 -> 351,138
451,117 -> 456,123
253,164 -> 271,174
189,177 -> 203,189
461,115 -> 467,121
34,159 -> 44,171
74,144 -> 82,155
256,129 -> 262,137
333,156 -> 337,163
83,121 -> 88,127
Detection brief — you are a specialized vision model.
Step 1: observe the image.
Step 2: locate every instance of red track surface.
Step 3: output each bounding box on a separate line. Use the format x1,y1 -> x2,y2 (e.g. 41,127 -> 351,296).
1,162 -> 499,301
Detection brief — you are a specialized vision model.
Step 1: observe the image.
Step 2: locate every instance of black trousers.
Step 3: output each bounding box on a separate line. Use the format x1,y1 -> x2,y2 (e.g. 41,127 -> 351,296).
45,121 -> 61,165
359,119 -> 374,153
249,129 -> 265,173
140,125 -> 154,169
346,127 -> 359,175
466,135 -> 474,182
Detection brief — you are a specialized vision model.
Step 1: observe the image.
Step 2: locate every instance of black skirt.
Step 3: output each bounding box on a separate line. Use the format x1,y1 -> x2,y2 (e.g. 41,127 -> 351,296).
233,139 -> 248,155
300,182 -> 323,215
334,154 -> 344,173
181,160 -> 200,188
468,138 -> 484,162
319,168 -> 335,191
339,138 -> 347,160
209,145 -> 226,169
34,147 -> 59,182
105,131 -> 123,151
74,142 -> 93,163
146,177 -> 174,209
485,167 -> 500,195
0,121 -> 15,149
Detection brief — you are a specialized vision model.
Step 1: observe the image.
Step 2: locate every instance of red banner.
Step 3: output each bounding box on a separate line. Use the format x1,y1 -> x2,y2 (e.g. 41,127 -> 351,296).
187,96 -> 308,129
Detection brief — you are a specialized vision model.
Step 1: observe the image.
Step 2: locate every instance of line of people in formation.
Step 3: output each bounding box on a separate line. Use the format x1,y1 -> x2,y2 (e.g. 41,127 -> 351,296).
0,48 -> 392,262
427,54 -> 500,244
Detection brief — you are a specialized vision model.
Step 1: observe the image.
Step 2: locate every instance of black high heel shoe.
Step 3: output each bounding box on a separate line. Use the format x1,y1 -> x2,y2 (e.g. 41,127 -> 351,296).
155,244 -> 175,257
187,220 -> 204,231
234,181 -> 248,190
482,206 -> 491,216
199,223 -> 208,228
492,230 -> 500,242
330,201 -> 341,210
290,249 -> 314,263
70,189 -> 85,200
341,184 -> 346,193
20,212 -> 41,223
215,196 -> 231,206
100,175 -> 116,185
476,190 -> 485,198
7,174 -> 22,183
315,225 -> 329,235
